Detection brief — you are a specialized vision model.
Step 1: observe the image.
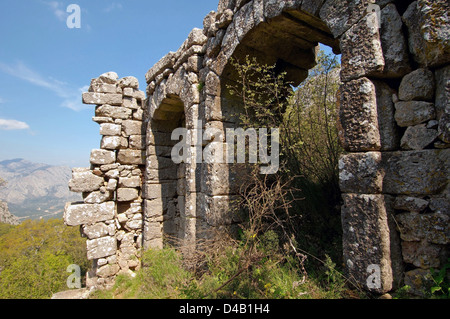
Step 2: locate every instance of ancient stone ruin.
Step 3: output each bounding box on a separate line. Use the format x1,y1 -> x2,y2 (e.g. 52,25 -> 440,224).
64,0 -> 449,296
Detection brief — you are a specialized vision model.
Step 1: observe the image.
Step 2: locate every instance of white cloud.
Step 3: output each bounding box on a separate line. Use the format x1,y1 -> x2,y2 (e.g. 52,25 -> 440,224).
0,119 -> 30,131
0,97 -> 5,104
104,2 -> 123,13
0,61 -> 89,112
43,1 -> 67,21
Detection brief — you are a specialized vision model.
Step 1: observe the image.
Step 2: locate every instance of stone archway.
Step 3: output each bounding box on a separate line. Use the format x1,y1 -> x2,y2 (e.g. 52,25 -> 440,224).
67,0 -> 449,295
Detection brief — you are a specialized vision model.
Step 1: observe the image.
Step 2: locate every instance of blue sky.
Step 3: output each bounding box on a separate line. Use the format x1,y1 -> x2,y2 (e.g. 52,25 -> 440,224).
0,0 -> 216,167
0,1 -> 335,168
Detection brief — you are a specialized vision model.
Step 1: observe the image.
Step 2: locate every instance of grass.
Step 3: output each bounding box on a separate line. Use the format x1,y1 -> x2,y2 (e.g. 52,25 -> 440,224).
91,233 -> 357,300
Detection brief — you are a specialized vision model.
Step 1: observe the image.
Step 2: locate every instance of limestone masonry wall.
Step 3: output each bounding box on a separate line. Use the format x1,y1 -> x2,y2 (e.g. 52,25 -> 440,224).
65,0 -> 449,295
65,72 -> 146,289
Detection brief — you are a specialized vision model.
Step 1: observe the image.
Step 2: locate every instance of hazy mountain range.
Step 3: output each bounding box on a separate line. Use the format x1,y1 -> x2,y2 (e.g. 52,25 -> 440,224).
0,159 -> 81,220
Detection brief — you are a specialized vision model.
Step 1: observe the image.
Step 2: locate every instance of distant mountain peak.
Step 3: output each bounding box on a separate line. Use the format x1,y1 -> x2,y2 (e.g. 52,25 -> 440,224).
0,159 -> 81,220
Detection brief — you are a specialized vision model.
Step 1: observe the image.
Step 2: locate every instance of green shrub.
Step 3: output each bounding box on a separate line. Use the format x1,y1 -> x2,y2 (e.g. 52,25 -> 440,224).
0,219 -> 88,299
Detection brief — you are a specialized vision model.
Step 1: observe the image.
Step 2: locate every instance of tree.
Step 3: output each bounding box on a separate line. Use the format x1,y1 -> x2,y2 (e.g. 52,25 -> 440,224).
228,50 -> 344,265
0,219 -> 89,299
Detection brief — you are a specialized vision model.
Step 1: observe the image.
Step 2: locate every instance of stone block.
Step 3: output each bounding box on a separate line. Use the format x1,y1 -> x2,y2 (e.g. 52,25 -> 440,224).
143,182 -> 177,200
82,92 -> 122,106
340,12 -> 384,81
83,190 -> 113,204
403,1 -> 450,67
396,211 -> 449,245
96,105 -> 132,120
117,149 -> 145,165
87,236 -> 117,260
394,196 -> 429,213
401,240 -> 442,269
319,0 -> 392,38
119,76 -> 139,89
64,201 -> 115,227
435,65 -> 450,120
377,4 -> 411,78
400,124 -> 438,150
119,176 -> 141,188
394,101 -> 436,127
382,149 -> 449,195
198,194 -> 242,227
117,188 -> 139,202
339,152 -> 383,194
338,77 -> 381,151
399,68 -> 435,101
341,193 -> 395,294
82,223 -> 111,240
101,136 -> 128,150
122,120 -> 144,136
69,168 -> 104,193
129,135 -> 145,150
90,149 -> 116,165
373,80 -> 400,151
100,123 -> 121,136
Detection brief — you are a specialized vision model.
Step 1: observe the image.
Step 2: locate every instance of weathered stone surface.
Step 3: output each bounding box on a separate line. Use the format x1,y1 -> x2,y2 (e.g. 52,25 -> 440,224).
64,201 -> 115,227
319,0 -> 390,38
100,123 -> 121,136
117,149 -> 145,165
119,176 -> 141,188
400,124 -> 438,150
82,223 -> 111,240
394,196 -> 429,213
338,77 -> 381,151
119,76 -> 139,89
396,211 -> 450,244
398,68 -> 435,101
96,263 -> 120,278
435,65 -> 450,120
394,101 -> 436,127
340,12 -> 384,81
339,152 -> 383,194
90,149 -> 116,165
145,52 -> 176,83
123,97 -> 139,110
87,236 -> 117,260
402,240 -> 442,269
373,80 -> 400,151
82,93 -> 122,106
122,120 -> 144,136
89,82 -> 118,94
382,149 -> 449,195
438,112 -> 450,143
143,182 -> 177,200
186,28 -> 208,48
97,72 -> 119,84
129,135 -> 145,150
341,193 -> 395,294
51,289 -> 90,300
101,136 -> 128,150
69,168 -> 104,193
378,4 -> 411,78
83,190 -> 113,204
403,1 -> 450,67
96,104 -> 132,120
117,188 -> 139,202
198,194 -> 241,227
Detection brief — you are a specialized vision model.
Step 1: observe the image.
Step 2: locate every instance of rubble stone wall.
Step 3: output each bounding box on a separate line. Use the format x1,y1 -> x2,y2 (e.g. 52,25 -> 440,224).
65,0 -> 449,295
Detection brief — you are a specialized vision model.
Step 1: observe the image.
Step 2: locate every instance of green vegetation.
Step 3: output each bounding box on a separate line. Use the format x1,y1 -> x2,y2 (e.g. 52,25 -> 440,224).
0,219 -> 89,299
227,51 -> 344,268
92,232 -> 349,299
430,259 -> 450,299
